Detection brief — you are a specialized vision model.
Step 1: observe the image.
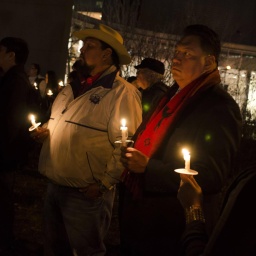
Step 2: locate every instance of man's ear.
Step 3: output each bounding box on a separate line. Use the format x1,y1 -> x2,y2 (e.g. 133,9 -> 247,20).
103,48 -> 112,59
204,55 -> 216,73
8,51 -> 16,63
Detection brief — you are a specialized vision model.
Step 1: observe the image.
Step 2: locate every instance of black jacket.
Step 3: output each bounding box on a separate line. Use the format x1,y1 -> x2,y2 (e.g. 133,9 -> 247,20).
141,81 -> 169,119
0,65 -> 32,171
120,83 -> 242,256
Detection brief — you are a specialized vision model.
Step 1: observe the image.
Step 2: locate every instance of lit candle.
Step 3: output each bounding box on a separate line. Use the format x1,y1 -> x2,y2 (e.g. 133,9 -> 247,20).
30,115 -> 37,127
34,82 -> 38,90
47,89 -> 53,96
58,81 -> 64,87
29,114 -> 41,132
120,118 -> 128,146
182,148 -> 190,171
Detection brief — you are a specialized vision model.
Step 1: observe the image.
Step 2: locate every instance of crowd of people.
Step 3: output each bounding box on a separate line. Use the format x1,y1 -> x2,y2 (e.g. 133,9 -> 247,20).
0,22 -> 255,256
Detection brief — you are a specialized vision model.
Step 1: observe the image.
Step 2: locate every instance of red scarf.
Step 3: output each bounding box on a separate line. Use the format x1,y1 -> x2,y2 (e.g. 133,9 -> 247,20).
77,71 -> 103,96
122,69 -> 221,199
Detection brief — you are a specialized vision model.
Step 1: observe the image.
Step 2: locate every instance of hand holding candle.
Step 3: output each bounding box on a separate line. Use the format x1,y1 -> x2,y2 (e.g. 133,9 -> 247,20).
120,118 -> 128,146
29,114 -> 41,132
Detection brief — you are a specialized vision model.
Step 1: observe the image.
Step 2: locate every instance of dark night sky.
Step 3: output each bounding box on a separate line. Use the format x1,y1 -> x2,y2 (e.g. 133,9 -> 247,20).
94,0 -> 256,46
137,0 -> 256,46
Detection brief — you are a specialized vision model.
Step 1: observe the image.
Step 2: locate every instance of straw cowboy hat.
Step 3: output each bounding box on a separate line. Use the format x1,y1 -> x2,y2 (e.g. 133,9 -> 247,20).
73,24 -> 131,65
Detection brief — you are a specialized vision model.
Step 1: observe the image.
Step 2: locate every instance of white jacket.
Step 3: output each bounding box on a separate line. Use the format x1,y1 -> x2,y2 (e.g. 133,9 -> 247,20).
38,66 -> 142,188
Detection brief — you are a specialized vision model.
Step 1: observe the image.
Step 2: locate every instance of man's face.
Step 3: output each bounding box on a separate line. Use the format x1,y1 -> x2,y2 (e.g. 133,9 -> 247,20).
171,35 -> 210,88
28,65 -> 38,77
136,68 -> 151,90
80,38 -> 106,70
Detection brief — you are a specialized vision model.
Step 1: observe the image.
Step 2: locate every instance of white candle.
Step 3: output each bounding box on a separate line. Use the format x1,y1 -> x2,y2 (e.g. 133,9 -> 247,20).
120,118 -> 128,145
47,89 -> 53,96
30,114 -> 37,127
28,114 -> 41,132
182,148 -> 190,171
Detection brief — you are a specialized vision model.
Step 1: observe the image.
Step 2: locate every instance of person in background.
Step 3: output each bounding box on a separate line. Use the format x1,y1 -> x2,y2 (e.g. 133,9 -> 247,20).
27,63 -> 47,122
178,164 -> 256,256
67,59 -> 90,98
41,70 -> 59,122
126,76 -> 138,86
0,36 -> 31,255
135,58 -> 169,118
45,70 -> 59,96
119,24 -> 242,256
31,24 -> 142,255
27,63 -> 47,98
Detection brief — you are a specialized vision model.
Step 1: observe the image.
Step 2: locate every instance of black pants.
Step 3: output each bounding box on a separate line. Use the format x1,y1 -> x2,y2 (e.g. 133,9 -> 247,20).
0,171 -> 15,253
119,184 -> 185,256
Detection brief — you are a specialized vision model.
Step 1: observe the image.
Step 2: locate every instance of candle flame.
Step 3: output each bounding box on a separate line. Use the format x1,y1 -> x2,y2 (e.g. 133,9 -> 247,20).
47,89 -> 53,95
58,81 -> 64,87
182,148 -> 190,161
121,118 -> 126,127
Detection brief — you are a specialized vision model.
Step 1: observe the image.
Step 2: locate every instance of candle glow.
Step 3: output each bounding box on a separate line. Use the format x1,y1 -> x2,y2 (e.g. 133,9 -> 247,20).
47,89 -> 53,96
120,118 -> 128,146
30,115 -> 36,127
58,81 -> 64,87
182,148 -> 190,171
29,114 -> 41,132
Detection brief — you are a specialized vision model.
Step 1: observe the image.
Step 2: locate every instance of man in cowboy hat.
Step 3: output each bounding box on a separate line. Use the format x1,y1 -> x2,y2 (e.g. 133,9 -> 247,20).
32,24 -> 142,255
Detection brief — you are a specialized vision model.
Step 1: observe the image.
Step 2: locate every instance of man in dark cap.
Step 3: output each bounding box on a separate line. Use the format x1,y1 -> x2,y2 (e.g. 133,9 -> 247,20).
0,36 -> 31,254
134,58 -> 169,118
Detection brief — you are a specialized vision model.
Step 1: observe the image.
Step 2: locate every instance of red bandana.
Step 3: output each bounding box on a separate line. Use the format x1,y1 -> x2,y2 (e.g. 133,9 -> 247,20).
122,69 -> 221,199
77,72 -> 103,96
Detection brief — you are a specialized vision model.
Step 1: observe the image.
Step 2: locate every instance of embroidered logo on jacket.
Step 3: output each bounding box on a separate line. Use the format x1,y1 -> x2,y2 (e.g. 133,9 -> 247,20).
89,94 -> 101,104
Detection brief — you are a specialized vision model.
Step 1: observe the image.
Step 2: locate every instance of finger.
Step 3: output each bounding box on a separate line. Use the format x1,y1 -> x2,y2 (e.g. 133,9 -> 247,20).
189,176 -> 200,189
126,147 -> 136,152
180,174 -> 190,182
125,152 -> 133,158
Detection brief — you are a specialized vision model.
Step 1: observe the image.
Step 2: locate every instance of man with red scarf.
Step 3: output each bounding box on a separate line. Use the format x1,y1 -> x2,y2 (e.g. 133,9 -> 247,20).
119,24 -> 242,256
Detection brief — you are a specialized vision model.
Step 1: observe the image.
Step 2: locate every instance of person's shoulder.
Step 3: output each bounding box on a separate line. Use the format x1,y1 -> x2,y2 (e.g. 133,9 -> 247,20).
151,81 -> 169,92
114,75 -> 140,92
204,83 -> 238,105
7,66 -> 30,83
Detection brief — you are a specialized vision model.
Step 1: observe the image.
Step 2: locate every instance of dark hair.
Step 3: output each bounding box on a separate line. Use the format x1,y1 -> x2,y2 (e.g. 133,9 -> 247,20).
182,24 -> 221,62
32,63 -> 40,75
72,59 -> 89,79
0,37 -> 29,65
46,70 -> 58,92
99,40 -> 120,70
127,76 -> 137,83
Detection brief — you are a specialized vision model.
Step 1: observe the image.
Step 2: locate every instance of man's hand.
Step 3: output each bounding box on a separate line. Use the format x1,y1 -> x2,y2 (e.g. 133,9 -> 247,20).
30,127 -> 49,143
120,146 -> 149,173
177,174 -> 203,209
79,183 -> 103,200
